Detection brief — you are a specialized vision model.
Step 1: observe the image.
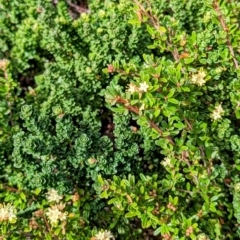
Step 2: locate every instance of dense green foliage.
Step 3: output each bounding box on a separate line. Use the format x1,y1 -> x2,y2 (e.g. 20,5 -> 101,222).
1,0 -> 240,239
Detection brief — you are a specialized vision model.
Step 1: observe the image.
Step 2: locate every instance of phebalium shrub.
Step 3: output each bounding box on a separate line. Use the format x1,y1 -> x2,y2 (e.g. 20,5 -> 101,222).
1,0 -> 240,239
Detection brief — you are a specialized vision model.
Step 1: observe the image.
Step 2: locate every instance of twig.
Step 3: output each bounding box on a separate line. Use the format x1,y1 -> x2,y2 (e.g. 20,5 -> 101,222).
213,0 -> 239,69
133,0 -> 159,28
149,121 -> 174,145
2,69 -> 14,127
184,118 -> 193,131
115,96 -> 175,145
117,69 -> 140,77
3,184 -> 21,193
42,215 -> 60,240
67,1 -> 89,14
133,0 -> 180,62
178,188 -> 199,194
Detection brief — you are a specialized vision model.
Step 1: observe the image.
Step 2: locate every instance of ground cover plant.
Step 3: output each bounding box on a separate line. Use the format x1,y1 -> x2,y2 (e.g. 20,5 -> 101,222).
1,0 -> 240,239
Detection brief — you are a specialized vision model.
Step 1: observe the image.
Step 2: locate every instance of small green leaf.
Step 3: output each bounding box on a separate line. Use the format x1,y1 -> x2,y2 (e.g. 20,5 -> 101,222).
141,213 -> 149,228
20,192 -> 26,201
154,227 -> 161,236
167,89 -> 175,98
140,173 -> 147,181
168,98 -> 179,105
147,44 -> 157,49
34,188 -> 41,196
108,198 -> 118,205
100,190 -> 108,199
128,19 -> 141,25
125,211 -> 138,218
174,121 -> 185,130
98,175 -> 104,185
210,203 -> 217,212
54,227 -> 62,236
110,185 -> 116,191
154,108 -> 161,118
128,175 -> 135,186
181,86 -> 190,92
184,57 -> 195,64
147,25 -> 155,36
162,131 -> 170,137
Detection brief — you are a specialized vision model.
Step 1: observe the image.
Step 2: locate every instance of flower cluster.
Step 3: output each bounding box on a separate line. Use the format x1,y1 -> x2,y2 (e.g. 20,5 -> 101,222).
210,104 -> 224,121
0,203 -> 17,223
161,157 -> 173,168
197,233 -> 210,240
94,230 -> 114,240
45,189 -> 68,225
127,82 -> 149,94
45,204 -> 67,225
190,68 -> 207,86
46,189 -> 63,203
0,59 -> 9,70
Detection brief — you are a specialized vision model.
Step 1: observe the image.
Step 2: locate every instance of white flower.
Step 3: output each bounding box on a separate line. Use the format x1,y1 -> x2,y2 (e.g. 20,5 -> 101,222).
0,205 -> 9,221
190,68 -> 207,86
56,202 -> 65,211
45,205 -> 67,225
0,59 -> 9,70
211,111 -> 221,120
59,211 -> 67,221
127,83 -> 137,94
139,82 -> 149,92
211,104 -> 224,121
45,206 -> 61,225
161,157 -> 172,168
95,232 -> 105,240
8,207 -> 17,222
46,189 -> 63,203
197,233 -> 210,240
0,203 -> 17,222
190,74 -> 198,84
215,104 -> 224,114
95,230 -> 114,240
198,69 -> 206,79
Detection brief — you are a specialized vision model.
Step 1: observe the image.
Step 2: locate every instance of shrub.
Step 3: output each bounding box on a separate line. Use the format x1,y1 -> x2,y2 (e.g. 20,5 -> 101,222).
0,0 -> 240,239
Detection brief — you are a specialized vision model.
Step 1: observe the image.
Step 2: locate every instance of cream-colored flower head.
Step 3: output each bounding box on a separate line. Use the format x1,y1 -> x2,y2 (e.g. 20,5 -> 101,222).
95,230 -> 114,240
46,189 -> 63,203
190,68 -> 207,86
161,157 -> 172,168
0,203 -> 17,222
95,232 -> 105,240
57,202 -> 66,211
197,233 -> 210,240
139,82 -> 149,92
210,104 -> 224,121
45,205 -> 67,225
127,83 -> 137,94
0,59 -> 9,70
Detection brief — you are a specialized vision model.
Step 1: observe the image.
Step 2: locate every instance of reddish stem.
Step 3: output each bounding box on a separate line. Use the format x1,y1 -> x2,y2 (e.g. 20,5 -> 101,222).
213,0 -> 239,69
115,96 -> 174,145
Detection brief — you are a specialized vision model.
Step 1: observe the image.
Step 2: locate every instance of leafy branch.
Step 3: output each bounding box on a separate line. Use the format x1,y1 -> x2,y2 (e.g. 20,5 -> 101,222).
114,95 -> 175,145
213,0 -> 239,69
